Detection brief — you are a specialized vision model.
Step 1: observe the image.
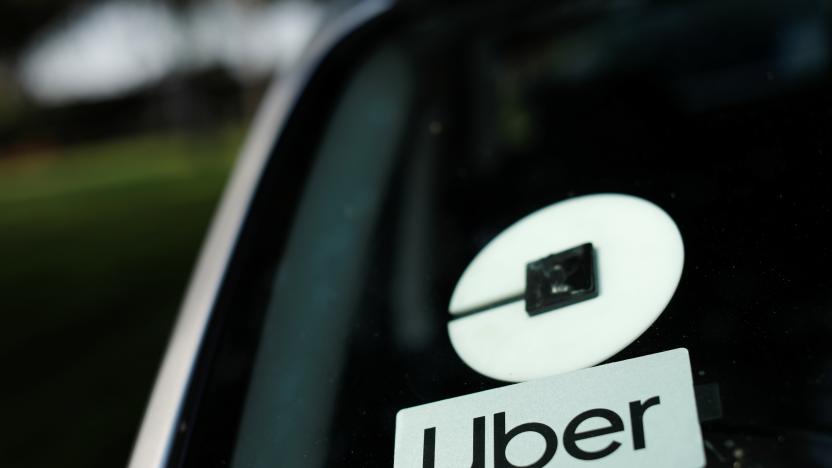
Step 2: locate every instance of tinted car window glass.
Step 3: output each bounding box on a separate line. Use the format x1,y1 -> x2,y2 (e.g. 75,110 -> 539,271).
177,1 -> 832,467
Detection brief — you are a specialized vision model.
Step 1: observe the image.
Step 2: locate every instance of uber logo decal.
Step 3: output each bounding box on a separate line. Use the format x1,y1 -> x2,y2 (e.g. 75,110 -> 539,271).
448,193 -> 684,382
394,349 -> 705,468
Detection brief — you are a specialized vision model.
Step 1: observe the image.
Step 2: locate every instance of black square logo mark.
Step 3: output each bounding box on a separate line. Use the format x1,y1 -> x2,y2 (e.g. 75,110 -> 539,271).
524,243 -> 598,316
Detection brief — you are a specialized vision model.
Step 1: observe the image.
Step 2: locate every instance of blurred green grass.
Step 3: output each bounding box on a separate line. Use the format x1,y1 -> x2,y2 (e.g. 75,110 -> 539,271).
0,128 -> 241,468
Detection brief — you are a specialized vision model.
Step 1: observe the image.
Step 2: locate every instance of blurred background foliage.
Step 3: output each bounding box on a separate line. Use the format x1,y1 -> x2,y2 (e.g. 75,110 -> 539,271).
0,0 -> 343,466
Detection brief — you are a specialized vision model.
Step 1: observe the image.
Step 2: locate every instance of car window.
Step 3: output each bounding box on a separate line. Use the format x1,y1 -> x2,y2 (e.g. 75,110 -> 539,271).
175,1 -> 832,467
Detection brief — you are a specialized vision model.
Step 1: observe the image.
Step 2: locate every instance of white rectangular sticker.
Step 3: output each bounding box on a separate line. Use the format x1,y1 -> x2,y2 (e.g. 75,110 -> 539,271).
394,348 -> 704,468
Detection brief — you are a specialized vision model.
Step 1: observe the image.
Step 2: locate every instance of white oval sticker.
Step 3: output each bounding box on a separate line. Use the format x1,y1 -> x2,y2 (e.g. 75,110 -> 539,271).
448,193 -> 684,382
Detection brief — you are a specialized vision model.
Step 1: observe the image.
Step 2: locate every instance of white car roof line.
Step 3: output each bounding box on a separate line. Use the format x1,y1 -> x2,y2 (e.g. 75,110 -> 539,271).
126,1 -> 393,467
